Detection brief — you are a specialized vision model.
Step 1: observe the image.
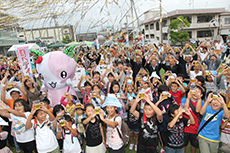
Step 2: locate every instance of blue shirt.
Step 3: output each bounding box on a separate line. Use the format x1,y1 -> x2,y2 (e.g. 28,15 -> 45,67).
198,106 -> 224,142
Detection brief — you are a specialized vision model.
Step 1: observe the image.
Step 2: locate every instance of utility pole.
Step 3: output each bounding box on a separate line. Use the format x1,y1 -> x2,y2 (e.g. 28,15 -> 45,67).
159,0 -> 163,43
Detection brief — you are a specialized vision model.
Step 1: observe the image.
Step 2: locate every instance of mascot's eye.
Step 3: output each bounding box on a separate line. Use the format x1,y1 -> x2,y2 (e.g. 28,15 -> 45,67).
60,71 -> 67,79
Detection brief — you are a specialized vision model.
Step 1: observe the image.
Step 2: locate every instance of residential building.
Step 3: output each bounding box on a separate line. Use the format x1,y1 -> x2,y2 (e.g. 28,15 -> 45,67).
18,25 -> 76,44
142,8 -> 230,44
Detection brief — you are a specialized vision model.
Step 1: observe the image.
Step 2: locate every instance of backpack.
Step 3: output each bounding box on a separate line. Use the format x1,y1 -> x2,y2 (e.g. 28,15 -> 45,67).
114,115 -> 130,145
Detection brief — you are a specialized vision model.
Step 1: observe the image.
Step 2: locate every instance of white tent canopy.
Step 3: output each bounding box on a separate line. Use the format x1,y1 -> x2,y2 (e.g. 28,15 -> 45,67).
8,43 -> 40,52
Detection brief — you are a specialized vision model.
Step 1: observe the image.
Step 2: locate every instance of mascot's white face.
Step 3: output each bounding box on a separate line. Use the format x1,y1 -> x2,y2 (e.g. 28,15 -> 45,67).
36,51 -> 76,90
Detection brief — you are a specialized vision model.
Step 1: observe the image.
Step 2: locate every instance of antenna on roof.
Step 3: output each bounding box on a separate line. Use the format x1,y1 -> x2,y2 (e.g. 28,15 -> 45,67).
189,0 -> 194,9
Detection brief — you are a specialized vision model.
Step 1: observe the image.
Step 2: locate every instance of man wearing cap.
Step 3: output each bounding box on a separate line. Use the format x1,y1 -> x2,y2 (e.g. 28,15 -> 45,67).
1,83 -> 27,109
179,46 -> 198,82
204,54 -> 221,71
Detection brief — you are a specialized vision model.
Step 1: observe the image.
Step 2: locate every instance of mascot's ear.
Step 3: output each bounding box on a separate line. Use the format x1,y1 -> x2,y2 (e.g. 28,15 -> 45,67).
63,45 -> 76,58
30,50 -> 45,64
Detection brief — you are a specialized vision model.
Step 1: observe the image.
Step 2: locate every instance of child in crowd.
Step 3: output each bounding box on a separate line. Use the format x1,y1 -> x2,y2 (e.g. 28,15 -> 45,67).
109,81 -> 127,119
75,103 -> 85,150
0,99 -> 36,153
60,93 -> 78,117
0,117 -> 13,153
100,94 -> 125,153
166,104 -> 195,153
56,114 -> 81,153
125,86 -> 138,151
41,98 -> 53,113
198,92 -> 229,153
153,85 -> 175,148
53,104 -> 66,151
130,93 -> 163,153
89,85 -> 105,107
168,78 -> 185,106
78,77 -> 93,105
220,106 -> 230,153
25,103 -> 59,153
82,103 -> 106,153
205,71 -> 217,94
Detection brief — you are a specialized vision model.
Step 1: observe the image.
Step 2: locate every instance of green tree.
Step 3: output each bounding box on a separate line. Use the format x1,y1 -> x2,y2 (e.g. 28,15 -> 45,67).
62,35 -> 72,44
169,16 -> 190,46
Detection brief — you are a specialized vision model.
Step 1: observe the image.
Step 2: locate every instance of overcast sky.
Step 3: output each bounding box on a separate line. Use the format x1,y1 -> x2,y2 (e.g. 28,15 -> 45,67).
23,0 -> 230,33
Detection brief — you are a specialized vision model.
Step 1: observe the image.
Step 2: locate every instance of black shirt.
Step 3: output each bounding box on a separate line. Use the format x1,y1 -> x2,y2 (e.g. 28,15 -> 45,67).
138,113 -> 162,148
82,115 -> 102,147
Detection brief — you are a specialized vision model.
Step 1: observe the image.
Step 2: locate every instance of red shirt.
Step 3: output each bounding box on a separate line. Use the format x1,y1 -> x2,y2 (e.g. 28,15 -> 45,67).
169,90 -> 184,106
184,99 -> 202,134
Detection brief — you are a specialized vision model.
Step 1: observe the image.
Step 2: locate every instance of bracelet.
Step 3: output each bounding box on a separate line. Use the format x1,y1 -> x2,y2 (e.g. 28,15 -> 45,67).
28,116 -> 33,119
57,129 -> 62,133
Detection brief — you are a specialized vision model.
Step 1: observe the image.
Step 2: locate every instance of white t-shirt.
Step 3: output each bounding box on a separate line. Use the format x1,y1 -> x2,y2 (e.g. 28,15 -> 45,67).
106,115 -> 123,150
32,118 -> 58,153
10,112 -> 34,143
198,51 -> 209,61
215,43 -> 222,50
190,71 -> 203,79
63,124 -> 81,153
91,95 -> 105,107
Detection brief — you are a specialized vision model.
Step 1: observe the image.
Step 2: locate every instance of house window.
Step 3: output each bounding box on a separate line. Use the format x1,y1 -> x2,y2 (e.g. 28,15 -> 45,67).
156,22 -> 159,31
150,23 -> 154,29
225,18 -> 230,24
197,15 -> 214,23
197,30 -> 213,38
184,16 -> 192,23
150,34 -> 154,39
163,33 -> 168,40
187,31 -> 192,38
162,20 -> 167,27
145,24 -> 149,30
146,35 -> 149,39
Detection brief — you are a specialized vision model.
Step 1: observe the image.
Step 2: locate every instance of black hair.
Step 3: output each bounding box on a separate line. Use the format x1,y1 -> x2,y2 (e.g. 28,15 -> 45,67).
93,71 -> 100,77
53,105 -> 65,117
126,63 -> 132,68
92,84 -> 101,90
167,103 -> 180,117
84,103 -> 95,113
107,72 -> 114,77
63,114 -> 72,122
33,109 -> 42,118
171,81 -> 179,87
177,73 -> 184,80
117,61 -> 123,66
109,80 -> 120,94
158,84 -> 169,95
72,95 -> 78,101
13,99 -> 30,112
195,85 -> 204,95
41,98 -> 50,105
196,75 -> 205,85
203,47 -> 207,50
84,81 -> 92,87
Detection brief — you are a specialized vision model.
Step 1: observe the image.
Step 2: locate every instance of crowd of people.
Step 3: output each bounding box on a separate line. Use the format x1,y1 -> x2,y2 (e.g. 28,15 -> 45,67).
0,38 -> 230,153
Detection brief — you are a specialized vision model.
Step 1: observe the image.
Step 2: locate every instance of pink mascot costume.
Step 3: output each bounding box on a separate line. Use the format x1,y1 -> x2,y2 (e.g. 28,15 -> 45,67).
31,46 -> 77,107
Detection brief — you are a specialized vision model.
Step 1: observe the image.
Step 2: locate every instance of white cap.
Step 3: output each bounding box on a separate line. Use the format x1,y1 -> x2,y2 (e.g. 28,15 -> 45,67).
9,88 -> 21,95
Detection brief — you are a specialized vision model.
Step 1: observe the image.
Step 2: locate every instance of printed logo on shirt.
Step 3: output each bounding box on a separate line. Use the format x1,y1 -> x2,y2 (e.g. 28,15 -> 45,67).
204,113 -> 218,121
